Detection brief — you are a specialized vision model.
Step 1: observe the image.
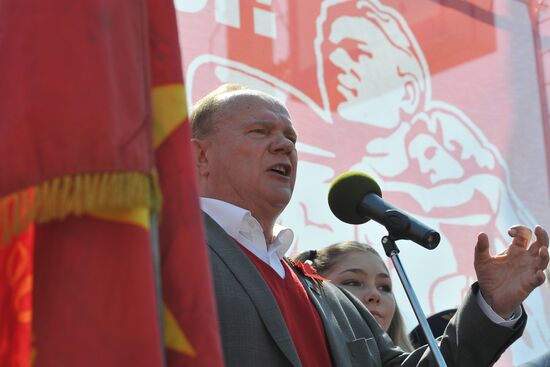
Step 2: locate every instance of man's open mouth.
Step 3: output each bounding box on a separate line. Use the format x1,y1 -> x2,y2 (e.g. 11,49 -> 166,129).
270,164 -> 291,177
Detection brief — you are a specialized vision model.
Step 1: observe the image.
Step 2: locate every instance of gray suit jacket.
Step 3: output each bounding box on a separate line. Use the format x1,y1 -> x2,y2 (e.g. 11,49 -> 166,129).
204,213 -> 526,367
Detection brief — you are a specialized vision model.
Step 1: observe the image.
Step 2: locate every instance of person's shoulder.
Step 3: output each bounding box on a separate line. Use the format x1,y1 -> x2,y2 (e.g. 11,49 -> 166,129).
321,281 -> 370,314
319,282 -> 389,340
285,261 -> 371,317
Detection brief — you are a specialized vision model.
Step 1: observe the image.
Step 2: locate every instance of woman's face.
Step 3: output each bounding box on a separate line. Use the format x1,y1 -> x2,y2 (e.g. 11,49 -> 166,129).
323,251 -> 396,331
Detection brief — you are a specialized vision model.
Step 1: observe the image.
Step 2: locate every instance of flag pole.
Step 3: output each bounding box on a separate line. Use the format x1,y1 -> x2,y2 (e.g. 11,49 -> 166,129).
150,211 -> 167,367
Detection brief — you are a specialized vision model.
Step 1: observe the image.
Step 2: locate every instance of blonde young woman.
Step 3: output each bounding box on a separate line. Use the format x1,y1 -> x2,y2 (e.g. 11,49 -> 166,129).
295,241 -> 414,351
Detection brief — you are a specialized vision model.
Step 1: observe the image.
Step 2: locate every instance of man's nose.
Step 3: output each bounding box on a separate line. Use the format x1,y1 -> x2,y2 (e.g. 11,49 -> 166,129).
271,135 -> 295,154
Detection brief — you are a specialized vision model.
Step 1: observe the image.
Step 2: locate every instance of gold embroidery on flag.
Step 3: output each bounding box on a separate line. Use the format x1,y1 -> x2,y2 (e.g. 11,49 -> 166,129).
6,238 -> 32,324
163,304 -> 197,357
90,207 -> 150,230
153,84 -> 188,147
0,171 -> 162,243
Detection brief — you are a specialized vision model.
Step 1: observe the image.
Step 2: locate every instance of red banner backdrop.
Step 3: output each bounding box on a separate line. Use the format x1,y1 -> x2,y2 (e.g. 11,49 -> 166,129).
175,0 -> 550,365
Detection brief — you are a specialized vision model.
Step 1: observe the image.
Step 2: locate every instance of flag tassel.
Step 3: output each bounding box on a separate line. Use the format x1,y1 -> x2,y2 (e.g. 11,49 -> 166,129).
0,172 -> 161,244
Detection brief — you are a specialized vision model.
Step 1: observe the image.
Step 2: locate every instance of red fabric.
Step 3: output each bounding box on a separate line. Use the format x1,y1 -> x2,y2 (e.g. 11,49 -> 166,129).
0,0 -> 154,196
0,226 -> 34,367
242,248 -> 333,367
147,0 -> 185,87
0,0 -> 223,365
157,124 -> 224,367
32,216 -> 163,367
149,0 -> 224,364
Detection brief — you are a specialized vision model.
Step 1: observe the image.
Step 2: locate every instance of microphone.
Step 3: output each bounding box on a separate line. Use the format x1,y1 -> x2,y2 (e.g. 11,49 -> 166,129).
328,171 -> 440,249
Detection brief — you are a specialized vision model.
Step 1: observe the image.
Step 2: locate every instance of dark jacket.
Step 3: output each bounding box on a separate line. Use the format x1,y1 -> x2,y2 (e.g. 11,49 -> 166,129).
204,213 -> 526,367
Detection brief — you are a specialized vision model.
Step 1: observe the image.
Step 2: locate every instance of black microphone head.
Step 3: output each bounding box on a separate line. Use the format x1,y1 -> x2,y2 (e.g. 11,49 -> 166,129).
328,171 -> 382,225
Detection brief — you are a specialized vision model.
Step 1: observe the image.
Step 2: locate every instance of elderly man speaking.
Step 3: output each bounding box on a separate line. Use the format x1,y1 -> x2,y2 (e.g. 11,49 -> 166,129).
190,84 -> 549,367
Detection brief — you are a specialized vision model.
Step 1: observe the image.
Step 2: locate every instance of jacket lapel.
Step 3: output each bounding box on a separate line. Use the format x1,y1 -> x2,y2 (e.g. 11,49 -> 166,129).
290,266 -> 353,367
204,214 -> 301,367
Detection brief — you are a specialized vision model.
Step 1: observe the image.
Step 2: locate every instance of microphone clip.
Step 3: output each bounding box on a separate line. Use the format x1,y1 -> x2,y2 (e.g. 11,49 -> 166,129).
381,234 -> 401,258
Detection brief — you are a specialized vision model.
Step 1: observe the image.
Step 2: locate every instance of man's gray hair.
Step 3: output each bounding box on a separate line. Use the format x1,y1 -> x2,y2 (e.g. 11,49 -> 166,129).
190,84 -> 247,139
190,83 -> 283,139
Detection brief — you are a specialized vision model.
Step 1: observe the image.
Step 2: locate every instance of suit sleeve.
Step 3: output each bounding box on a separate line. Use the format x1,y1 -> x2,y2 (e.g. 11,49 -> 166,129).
341,282 -> 526,367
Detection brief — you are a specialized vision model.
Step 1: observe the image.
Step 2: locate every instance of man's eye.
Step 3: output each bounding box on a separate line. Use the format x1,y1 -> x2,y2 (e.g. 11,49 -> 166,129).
250,129 -> 268,135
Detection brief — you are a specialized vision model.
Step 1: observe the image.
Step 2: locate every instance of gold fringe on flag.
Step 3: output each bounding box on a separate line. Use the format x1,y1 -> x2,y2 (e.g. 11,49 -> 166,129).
0,171 -> 162,244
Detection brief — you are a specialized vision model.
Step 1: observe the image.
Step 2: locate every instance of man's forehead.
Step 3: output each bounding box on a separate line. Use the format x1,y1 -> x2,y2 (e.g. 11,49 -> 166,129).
217,89 -> 280,106
217,91 -> 290,118
245,107 -> 296,135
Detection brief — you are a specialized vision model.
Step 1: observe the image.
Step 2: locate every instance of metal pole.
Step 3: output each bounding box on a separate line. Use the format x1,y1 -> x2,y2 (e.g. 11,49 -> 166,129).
381,235 -> 447,367
150,211 -> 167,367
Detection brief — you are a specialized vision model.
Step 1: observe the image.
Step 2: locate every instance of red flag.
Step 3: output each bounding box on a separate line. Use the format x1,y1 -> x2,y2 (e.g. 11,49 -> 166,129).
32,214 -> 163,367
156,121 -> 224,367
0,223 -> 34,367
0,1 -> 155,198
1,0 -> 223,365
148,0 -> 224,364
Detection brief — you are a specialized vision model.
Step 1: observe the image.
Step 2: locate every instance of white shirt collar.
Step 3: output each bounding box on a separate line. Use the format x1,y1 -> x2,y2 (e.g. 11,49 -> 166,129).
200,197 -> 294,277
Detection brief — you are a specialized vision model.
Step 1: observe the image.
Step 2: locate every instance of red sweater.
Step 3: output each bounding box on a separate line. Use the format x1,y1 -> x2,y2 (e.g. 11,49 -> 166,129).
242,247 -> 333,367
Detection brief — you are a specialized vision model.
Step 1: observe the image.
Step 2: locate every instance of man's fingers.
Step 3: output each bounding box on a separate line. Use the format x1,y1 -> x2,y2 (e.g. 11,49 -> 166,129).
474,232 -> 490,265
529,226 -> 549,256
508,225 -> 532,249
534,269 -> 546,287
539,245 -> 549,269
535,226 -> 549,247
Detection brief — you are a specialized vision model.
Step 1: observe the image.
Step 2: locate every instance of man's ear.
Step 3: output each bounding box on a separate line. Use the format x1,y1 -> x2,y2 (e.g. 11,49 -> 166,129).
191,138 -> 210,176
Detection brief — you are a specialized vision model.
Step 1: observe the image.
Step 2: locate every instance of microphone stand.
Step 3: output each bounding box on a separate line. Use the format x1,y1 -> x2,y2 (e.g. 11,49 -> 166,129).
381,234 -> 448,367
